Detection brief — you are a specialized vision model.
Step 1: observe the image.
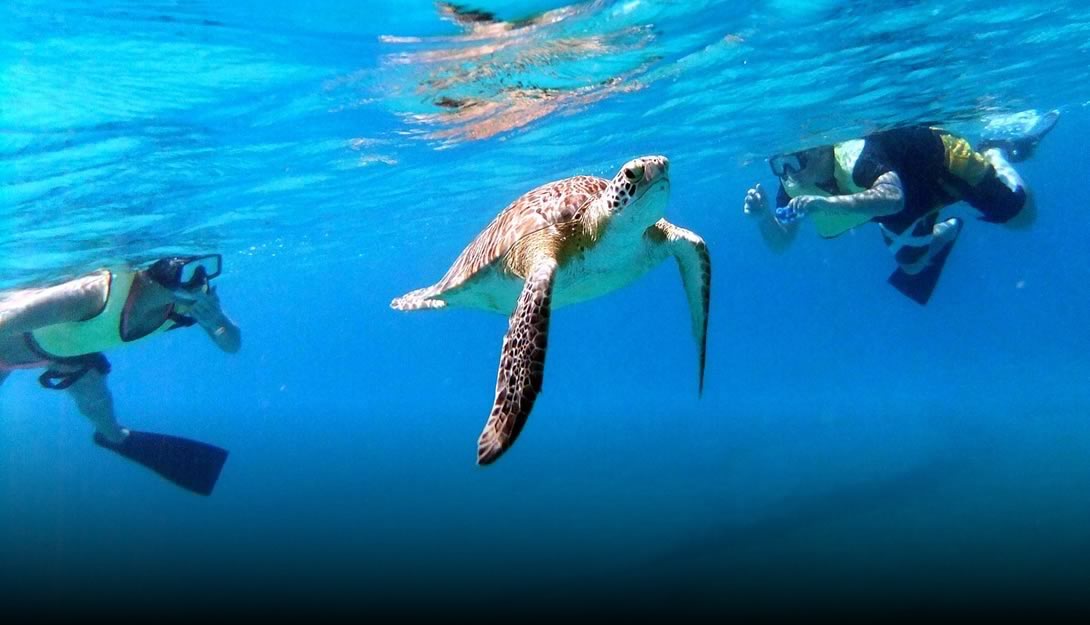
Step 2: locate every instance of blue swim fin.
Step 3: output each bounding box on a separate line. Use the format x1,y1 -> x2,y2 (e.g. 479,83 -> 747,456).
94,430 -> 229,496
978,109 -> 1060,162
887,219 -> 962,306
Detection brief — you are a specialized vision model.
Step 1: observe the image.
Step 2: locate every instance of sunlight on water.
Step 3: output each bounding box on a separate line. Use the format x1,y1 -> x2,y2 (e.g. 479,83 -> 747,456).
3,0 -> 1089,288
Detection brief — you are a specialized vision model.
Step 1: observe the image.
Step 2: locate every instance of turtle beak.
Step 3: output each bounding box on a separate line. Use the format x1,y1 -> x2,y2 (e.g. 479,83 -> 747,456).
643,157 -> 668,183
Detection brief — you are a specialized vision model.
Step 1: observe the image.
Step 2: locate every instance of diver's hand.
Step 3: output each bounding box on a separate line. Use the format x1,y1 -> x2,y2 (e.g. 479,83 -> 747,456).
187,287 -> 227,329
775,195 -> 832,225
743,183 -> 769,217
187,286 -> 241,353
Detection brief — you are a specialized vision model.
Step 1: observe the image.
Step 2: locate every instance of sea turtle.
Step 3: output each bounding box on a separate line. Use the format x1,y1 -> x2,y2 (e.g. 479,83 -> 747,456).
391,155 -> 710,465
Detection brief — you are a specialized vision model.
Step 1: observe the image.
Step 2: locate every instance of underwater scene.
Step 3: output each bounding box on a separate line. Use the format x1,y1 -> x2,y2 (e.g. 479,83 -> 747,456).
2,0 -> 1090,618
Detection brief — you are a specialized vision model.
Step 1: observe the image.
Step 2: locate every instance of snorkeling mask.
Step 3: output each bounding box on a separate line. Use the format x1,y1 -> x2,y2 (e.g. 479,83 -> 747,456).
147,254 -> 222,294
769,152 -> 808,179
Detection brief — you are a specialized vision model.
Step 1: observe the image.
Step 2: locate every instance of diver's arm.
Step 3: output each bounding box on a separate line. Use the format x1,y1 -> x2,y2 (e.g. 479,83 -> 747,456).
756,211 -> 799,253
745,183 -> 798,253
821,171 -> 905,217
203,315 -> 241,354
0,273 -> 109,336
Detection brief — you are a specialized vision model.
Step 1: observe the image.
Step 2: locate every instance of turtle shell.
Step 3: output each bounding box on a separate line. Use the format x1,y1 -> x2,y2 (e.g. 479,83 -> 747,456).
431,175 -> 608,294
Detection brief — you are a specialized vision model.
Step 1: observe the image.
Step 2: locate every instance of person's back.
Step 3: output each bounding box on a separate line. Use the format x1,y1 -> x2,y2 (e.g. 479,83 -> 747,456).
848,125 -> 951,231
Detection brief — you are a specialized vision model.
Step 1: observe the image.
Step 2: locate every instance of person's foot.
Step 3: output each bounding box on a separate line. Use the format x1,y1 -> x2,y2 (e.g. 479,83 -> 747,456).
933,217 -> 963,246
97,426 -> 130,445
923,217 -> 962,268
933,217 -> 959,241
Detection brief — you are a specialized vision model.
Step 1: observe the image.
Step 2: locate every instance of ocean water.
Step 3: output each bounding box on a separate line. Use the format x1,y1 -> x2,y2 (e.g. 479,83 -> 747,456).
2,0 -> 1089,617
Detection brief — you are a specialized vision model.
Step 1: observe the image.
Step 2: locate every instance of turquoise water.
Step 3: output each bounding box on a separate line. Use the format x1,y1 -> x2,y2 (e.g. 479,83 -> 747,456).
2,0 -> 1090,616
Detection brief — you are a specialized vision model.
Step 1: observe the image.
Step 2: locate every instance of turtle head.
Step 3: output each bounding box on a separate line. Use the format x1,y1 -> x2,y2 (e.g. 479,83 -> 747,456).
603,155 -> 670,227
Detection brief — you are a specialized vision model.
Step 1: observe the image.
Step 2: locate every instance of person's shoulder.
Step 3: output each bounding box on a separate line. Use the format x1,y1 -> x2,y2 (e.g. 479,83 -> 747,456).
73,268 -> 114,292
49,269 -> 115,312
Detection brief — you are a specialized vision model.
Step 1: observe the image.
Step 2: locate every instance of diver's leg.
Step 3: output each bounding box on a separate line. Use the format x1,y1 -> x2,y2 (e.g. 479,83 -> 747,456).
980,148 -> 1035,229
983,148 -> 1027,194
945,129 -> 1033,229
64,366 -> 126,443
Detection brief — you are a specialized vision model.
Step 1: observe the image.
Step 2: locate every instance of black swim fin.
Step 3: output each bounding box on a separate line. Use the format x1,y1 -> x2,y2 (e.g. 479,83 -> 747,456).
93,430 -> 229,496
887,220 -> 962,306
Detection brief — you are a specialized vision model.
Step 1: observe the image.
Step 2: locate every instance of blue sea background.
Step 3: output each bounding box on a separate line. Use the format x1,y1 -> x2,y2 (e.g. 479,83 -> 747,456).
2,0 -> 1089,614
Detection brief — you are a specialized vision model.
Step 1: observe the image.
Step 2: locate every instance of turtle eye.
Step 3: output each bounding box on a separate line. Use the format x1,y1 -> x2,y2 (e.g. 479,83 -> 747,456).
624,165 -> 644,183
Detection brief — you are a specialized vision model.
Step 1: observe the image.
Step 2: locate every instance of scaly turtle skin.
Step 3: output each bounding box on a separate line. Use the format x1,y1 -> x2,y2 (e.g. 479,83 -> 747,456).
392,155 -> 710,465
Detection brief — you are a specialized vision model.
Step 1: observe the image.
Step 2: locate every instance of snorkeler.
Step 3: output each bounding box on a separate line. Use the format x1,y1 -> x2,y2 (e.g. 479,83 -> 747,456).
742,110 -> 1060,305
0,255 -> 241,495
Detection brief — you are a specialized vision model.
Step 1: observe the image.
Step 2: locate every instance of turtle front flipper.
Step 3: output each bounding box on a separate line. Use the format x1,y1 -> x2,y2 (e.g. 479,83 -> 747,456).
649,220 -> 711,395
391,287 -> 447,311
477,257 -> 558,465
